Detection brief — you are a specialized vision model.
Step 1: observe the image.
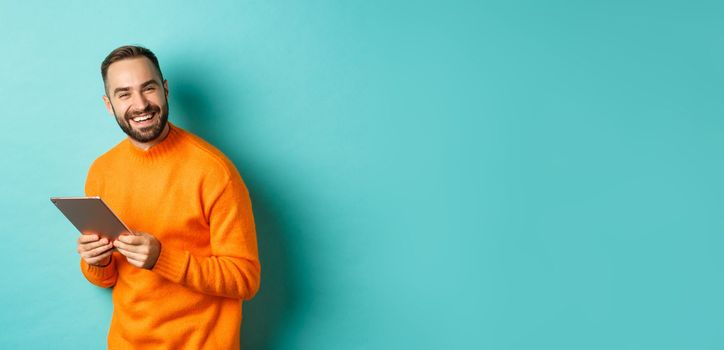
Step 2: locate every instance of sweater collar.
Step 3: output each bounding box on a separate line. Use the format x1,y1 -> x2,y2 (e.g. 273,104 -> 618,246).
125,122 -> 183,161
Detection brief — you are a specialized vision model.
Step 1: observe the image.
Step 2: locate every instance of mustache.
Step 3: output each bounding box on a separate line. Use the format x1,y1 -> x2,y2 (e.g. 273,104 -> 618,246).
125,104 -> 161,120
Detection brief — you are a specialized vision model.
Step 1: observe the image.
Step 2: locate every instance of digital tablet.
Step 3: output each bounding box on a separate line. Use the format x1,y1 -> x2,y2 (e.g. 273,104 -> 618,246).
50,196 -> 133,240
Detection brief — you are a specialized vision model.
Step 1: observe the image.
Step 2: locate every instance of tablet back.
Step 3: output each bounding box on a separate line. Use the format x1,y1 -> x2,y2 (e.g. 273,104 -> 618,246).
51,196 -> 132,240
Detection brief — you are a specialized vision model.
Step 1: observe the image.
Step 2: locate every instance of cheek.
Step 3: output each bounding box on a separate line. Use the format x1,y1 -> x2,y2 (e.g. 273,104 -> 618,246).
116,104 -> 134,120
152,93 -> 167,107
109,99 -> 126,111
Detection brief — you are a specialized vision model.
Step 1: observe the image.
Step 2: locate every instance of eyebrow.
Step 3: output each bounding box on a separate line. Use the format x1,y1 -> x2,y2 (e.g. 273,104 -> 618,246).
113,79 -> 160,96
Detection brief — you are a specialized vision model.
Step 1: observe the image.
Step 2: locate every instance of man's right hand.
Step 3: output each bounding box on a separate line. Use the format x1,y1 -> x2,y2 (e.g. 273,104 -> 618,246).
77,234 -> 114,267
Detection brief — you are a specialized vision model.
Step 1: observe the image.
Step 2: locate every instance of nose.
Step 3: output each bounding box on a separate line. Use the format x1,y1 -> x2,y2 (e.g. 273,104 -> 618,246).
131,91 -> 150,111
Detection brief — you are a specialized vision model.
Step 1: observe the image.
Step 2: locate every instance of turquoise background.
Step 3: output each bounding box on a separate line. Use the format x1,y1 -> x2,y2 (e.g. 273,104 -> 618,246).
1,0 -> 723,348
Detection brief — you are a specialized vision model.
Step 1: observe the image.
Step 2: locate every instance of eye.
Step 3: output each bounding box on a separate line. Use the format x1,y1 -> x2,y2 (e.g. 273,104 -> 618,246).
144,86 -> 156,92
118,93 -> 130,99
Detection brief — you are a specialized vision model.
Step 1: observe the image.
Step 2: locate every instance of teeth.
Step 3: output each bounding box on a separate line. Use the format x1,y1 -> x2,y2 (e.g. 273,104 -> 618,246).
132,114 -> 152,122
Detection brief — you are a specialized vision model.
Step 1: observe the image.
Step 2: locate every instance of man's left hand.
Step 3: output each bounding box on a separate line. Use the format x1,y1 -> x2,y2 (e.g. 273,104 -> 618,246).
113,232 -> 162,270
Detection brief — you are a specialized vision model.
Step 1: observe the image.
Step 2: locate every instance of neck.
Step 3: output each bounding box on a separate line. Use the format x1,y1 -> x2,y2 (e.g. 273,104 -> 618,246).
129,123 -> 171,151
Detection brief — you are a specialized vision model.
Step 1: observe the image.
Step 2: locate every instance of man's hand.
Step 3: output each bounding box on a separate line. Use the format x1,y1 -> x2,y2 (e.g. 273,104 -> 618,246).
77,234 -> 114,267
113,232 -> 162,269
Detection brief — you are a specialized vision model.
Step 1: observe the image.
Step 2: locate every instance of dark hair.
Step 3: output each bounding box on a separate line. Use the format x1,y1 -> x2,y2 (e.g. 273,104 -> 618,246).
101,45 -> 164,88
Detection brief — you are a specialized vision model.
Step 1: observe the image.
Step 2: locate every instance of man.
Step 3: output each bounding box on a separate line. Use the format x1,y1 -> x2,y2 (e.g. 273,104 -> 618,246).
76,45 -> 261,349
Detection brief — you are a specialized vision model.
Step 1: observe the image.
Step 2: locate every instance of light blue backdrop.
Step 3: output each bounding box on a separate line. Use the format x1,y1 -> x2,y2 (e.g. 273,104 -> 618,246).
1,0 -> 723,349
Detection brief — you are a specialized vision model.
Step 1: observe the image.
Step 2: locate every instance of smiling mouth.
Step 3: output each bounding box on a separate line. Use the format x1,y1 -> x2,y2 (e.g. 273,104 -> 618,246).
130,112 -> 155,125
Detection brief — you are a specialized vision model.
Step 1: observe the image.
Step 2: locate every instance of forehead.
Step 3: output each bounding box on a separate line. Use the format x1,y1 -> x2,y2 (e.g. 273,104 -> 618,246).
105,57 -> 161,89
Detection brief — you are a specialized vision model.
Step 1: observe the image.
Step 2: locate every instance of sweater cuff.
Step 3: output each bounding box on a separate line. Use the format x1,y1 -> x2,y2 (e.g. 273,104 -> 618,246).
151,245 -> 189,283
81,256 -> 116,280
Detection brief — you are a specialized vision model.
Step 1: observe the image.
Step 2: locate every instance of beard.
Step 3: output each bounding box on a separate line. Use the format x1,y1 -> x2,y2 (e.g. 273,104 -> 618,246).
112,98 -> 169,143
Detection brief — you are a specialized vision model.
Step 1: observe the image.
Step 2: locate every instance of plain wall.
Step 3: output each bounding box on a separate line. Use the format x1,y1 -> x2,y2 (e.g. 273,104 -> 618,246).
1,0 -> 724,349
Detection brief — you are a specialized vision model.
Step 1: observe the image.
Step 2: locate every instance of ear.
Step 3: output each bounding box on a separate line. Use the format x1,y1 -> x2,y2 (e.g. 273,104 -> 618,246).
102,95 -> 114,116
163,79 -> 169,98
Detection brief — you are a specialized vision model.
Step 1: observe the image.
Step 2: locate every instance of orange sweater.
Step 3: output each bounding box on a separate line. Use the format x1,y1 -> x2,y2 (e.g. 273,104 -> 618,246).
80,122 -> 261,349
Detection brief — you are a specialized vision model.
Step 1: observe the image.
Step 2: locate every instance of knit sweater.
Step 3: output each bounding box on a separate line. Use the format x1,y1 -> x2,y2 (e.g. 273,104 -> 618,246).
80,122 -> 261,349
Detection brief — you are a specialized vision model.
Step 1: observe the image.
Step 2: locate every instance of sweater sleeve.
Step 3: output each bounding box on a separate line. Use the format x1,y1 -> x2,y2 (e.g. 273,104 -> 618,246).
80,254 -> 118,288
151,173 -> 261,299
79,160 -> 119,288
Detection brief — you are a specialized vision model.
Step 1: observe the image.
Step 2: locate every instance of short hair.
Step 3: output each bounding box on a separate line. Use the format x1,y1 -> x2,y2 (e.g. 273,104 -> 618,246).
101,45 -> 164,89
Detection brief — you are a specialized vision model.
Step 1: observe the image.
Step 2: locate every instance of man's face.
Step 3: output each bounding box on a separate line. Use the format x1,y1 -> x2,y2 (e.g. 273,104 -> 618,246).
103,57 -> 169,143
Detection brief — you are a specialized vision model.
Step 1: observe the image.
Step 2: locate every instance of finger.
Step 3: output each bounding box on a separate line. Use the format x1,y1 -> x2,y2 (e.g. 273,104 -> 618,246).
82,242 -> 114,259
114,239 -> 149,253
117,234 -> 143,245
126,257 -> 144,268
78,234 -> 100,244
116,247 -> 145,261
113,240 -> 132,252
116,246 -> 148,260
86,249 -> 113,265
86,252 -> 112,266
82,243 -> 113,259
79,238 -> 109,252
